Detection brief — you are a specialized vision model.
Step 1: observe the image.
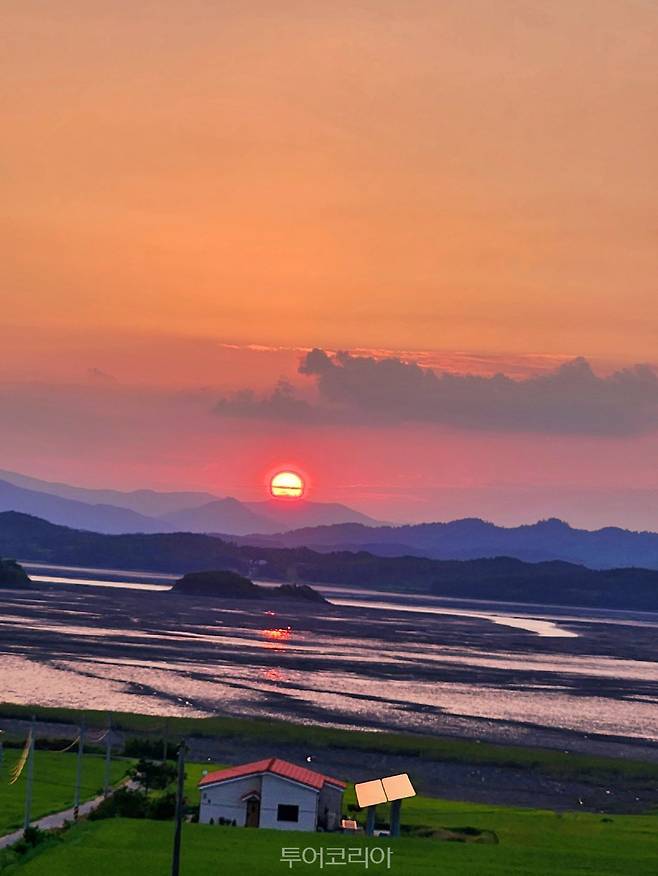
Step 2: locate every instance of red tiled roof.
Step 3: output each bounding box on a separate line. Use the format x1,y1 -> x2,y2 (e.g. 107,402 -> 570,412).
199,758 -> 346,791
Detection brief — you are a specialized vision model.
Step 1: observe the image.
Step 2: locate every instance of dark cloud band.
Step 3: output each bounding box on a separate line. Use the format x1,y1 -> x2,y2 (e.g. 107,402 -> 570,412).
215,349 -> 658,435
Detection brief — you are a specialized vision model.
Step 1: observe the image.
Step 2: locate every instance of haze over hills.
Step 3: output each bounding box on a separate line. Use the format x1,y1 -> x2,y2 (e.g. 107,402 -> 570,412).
0,469 -> 221,517
0,479 -> 177,535
233,517 -> 658,571
3,468 -> 658,570
246,499 -> 378,530
0,470 -> 378,536
162,498 -> 379,535
159,498 -> 277,536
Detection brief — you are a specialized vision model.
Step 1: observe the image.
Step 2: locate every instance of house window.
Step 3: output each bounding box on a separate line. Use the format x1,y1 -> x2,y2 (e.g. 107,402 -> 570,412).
277,804 -> 299,822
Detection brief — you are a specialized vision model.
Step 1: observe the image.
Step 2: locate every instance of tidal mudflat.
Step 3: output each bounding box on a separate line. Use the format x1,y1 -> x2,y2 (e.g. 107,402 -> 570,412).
2,568 -> 658,761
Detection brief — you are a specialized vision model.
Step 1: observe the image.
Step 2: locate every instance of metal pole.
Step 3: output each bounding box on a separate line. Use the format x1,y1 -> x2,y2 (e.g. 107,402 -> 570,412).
103,716 -> 112,798
23,716 -> 36,833
73,721 -> 85,820
390,799 -> 401,837
365,805 -> 376,836
171,740 -> 186,876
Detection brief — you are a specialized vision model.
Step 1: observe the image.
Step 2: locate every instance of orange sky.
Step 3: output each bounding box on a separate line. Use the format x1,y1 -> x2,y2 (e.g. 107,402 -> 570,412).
2,2 -> 658,527
4,1 -> 657,359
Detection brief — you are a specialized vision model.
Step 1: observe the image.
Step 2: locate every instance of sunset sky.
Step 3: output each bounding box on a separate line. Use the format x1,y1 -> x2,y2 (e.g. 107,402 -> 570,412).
3,1 -> 658,528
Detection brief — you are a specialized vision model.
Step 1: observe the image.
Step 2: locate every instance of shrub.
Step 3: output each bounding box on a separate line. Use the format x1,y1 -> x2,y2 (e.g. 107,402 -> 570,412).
89,788 -> 149,820
129,758 -> 177,794
146,791 -> 177,820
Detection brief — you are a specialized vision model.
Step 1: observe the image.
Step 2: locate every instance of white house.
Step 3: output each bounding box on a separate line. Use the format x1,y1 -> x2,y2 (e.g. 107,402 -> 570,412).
198,757 -> 346,832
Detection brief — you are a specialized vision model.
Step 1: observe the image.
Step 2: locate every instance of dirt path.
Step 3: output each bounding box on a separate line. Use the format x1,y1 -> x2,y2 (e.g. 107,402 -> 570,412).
0,780 -> 134,850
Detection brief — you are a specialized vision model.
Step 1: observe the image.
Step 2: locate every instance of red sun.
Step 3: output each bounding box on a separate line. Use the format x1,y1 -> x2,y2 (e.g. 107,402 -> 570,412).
270,470 -> 305,499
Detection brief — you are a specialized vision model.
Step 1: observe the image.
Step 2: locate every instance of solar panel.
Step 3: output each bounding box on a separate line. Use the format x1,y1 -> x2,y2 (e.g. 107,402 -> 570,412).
381,773 -> 416,802
354,779 -> 387,808
355,773 -> 416,807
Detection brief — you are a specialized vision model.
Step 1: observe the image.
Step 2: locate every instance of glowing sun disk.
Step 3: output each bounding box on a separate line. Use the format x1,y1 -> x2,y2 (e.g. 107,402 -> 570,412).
270,470 -> 304,498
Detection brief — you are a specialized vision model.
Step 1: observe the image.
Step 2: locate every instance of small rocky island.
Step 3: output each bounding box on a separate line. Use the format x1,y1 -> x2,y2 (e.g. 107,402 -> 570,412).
0,558 -> 31,589
172,570 -> 327,603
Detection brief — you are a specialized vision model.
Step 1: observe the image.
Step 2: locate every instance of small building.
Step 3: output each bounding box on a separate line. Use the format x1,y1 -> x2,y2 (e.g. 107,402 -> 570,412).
198,757 -> 346,832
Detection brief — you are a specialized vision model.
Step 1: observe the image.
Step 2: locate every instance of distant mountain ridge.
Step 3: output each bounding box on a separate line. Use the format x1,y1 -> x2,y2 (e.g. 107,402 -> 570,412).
232,517 -> 658,571
3,468 -> 658,569
0,470 -> 378,535
245,499 -> 378,530
0,479 -> 177,535
0,469 -> 219,517
162,498 -> 378,535
160,498 -> 276,535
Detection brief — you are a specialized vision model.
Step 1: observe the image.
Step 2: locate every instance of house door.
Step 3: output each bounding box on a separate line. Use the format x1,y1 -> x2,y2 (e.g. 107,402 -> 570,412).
245,797 -> 260,827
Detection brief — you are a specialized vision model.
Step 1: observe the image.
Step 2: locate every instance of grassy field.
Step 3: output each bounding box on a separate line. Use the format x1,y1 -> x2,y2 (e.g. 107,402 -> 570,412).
2,705 -> 656,874
3,758 -> 657,873
0,750 -> 131,835
6,800 -> 658,876
2,702 -> 657,787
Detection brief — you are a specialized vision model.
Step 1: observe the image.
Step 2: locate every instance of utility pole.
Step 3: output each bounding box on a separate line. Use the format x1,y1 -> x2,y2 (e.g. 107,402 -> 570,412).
23,716 -> 36,833
73,721 -> 85,820
103,716 -> 112,798
171,740 -> 187,876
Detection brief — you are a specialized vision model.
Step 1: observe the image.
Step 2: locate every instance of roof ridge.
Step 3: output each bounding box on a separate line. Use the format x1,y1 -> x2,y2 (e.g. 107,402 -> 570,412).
198,757 -> 346,791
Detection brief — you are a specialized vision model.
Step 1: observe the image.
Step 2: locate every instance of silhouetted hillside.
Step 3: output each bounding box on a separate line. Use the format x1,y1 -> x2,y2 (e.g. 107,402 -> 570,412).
234,517 -> 658,570
0,558 -> 31,589
2,512 -> 658,610
173,570 -> 326,602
